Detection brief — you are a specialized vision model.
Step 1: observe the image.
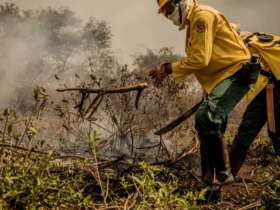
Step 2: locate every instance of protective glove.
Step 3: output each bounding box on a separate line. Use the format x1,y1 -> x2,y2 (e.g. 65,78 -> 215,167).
149,62 -> 172,87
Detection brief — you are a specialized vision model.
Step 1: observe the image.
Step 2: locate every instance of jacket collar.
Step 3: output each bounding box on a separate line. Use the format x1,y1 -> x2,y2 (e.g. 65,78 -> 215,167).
186,0 -> 197,22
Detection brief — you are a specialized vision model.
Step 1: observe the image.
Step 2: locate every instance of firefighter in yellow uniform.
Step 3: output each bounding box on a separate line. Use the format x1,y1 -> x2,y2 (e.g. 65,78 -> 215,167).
150,0 -> 267,186
229,32 -> 280,177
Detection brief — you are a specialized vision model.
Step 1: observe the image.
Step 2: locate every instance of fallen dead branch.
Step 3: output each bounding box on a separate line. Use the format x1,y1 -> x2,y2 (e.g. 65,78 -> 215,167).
166,137 -> 198,166
0,141 -> 194,169
56,83 -> 148,94
0,143 -> 124,167
0,143 -> 48,156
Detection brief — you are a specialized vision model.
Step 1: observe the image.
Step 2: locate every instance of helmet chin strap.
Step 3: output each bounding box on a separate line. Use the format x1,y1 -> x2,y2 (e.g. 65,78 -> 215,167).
178,0 -> 193,31
179,2 -> 183,25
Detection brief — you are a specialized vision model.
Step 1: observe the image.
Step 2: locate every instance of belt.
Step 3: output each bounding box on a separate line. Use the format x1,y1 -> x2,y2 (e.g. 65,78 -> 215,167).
260,70 -> 277,82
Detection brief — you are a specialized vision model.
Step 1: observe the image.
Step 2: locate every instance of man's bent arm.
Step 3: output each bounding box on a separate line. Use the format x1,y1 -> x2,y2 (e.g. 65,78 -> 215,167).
171,11 -> 216,81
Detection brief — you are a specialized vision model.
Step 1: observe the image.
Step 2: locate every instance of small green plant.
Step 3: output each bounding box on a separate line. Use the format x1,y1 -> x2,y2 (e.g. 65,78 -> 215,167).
122,162 -> 206,210
0,150 -> 95,209
261,163 -> 280,210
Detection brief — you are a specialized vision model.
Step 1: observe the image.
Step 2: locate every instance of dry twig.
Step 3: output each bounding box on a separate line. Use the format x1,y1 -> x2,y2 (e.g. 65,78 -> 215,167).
237,201 -> 262,210
242,178 -> 250,195
0,143 -> 124,168
56,83 -> 148,95
56,83 -> 148,119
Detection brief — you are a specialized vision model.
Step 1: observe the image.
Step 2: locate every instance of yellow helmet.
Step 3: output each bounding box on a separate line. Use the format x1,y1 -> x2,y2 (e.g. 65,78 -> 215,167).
157,0 -> 169,13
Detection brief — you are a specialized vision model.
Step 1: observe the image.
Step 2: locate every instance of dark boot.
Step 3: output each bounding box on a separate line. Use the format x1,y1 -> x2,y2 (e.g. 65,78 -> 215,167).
200,136 -> 214,185
199,135 -> 232,184
213,136 -> 232,183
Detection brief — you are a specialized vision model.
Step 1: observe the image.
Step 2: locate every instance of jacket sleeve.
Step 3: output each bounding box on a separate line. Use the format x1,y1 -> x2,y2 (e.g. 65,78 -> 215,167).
171,11 -> 216,81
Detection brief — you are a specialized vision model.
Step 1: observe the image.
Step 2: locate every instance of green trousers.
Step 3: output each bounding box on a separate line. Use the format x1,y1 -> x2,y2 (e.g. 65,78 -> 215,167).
195,71 -> 269,183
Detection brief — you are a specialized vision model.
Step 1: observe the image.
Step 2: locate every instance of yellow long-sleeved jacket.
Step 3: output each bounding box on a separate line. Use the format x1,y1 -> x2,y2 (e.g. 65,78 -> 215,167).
171,3 -> 250,94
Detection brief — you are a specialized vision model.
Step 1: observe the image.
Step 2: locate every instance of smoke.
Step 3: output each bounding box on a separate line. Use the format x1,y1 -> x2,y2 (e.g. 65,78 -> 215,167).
6,0 -> 280,64
0,5 -> 107,109
0,14 -> 49,107
0,0 -> 279,108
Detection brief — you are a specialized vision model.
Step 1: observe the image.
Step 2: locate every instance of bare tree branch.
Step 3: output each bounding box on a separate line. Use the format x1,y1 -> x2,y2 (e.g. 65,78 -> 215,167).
56,83 -> 149,118
56,82 -> 148,94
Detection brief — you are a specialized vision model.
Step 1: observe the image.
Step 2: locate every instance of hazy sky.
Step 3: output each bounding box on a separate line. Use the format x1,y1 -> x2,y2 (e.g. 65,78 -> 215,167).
3,0 -> 280,63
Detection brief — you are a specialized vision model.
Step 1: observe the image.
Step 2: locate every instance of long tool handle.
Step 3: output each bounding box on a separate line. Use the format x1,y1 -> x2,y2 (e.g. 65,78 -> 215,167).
154,99 -> 203,136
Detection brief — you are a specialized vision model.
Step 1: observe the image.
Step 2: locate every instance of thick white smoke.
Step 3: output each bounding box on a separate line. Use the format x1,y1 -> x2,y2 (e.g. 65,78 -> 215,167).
0,16 -> 49,107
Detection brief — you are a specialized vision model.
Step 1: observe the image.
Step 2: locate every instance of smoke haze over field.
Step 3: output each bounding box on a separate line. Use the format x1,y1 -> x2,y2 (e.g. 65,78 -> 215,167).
0,0 -> 279,107
0,0 -> 279,163
6,0 -> 280,62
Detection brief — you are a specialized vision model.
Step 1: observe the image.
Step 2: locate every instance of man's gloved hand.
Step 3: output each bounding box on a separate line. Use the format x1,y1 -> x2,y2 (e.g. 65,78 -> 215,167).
149,62 -> 172,87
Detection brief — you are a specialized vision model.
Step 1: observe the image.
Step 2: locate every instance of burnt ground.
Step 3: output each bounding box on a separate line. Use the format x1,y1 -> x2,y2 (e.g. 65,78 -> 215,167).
102,141 -> 280,210
99,142 -> 280,209
2,140 -> 279,209
175,143 -> 280,210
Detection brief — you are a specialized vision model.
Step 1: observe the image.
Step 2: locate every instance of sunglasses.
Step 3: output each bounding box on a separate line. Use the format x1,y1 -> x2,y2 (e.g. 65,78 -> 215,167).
162,2 -> 176,17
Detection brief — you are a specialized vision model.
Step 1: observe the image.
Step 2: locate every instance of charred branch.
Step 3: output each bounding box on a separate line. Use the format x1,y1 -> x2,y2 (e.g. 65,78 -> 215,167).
56,83 -> 148,95
56,83 -> 148,119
